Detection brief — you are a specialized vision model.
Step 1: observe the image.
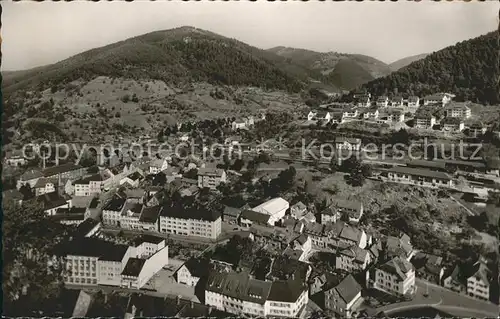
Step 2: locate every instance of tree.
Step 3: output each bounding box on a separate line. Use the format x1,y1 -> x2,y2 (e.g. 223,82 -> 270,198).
19,184 -> 34,200
231,158 -> 245,171
222,154 -> 231,169
3,201 -> 72,316
152,172 -> 167,186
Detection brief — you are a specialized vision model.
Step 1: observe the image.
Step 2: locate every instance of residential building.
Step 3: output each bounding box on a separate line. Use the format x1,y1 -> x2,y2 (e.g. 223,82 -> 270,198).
390,96 -> 404,108
3,189 -> 24,206
324,275 -> 363,317
336,246 -> 372,273
443,265 -> 467,294
251,197 -> 289,226
330,199 -> 364,223
467,259 -> 492,301
4,155 -> 27,167
205,271 -> 308,317
335,137 -> 362,152
290,234 -> 312,259
330,112 -> 345,124
120,202 -> 161,232
386,232 -> 415,261
197,168 -> 227,189
102,197 -> 127,226
132,235 -> 166,259
342,108 -> 358,119
407,96 -> 420,107
120,172 -> 144,188
223,204 -> 247,224
33,178 -> 56,196
149,159 -> 169,175
373,257 -> 416,297
239,209 -> 272,228
51,207 -> 87,225
42,163 -> 85,181
316,111 -> 332,123
37,191 -> 70,216
307,111 -> 317,121
320,205 -> 340,225
73,218 -> 101,238
62,237 -> 135,286
73,174 -> 104,197
290,201 -> 308,220
444,103 -> 472,119
442,117 -> 465,132
121,245 -> 169,289
411,253 -> 444,285
16,169 -> 44,189
382,109 -> 405,123
175,257 -> 210,287
414,115 -> 436,129
362,108 -> 379,120
376,96 -> 389,108
355,95 -> 371,108
423,93 -> 455,106
383,166 -> 454,188
329,222 -> 369,249
159,205 -> 222,240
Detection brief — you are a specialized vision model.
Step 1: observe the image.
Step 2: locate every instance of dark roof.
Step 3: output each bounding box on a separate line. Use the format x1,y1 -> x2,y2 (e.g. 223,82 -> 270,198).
268,278 -> 306,303
122,257 -> 146,277
198,167 -> 225,177
43,163 -> 83,177
160,205 -> 221,222
74,218 -> 101,238
331,198 -> 362,212
34,177 -> 52,188
88,197 -> 99,209
223,205 -> 242,218
20,169 -> 44,181
37,192 -> 68,210
206,271 -> 272,305
139,205 -> 162,223
181,257 -> 211,278
406,159 -> 446,170
330,275 -> 362,304
443,117 -> 463,125
433,158 -> 486,169
74,173 -> 103,185
379,257 -> 414,281
127,171 -> 144,181
103,197 -> 127,212
63,237 -> 129,261
387,166 -> 452,180
132,235 -> 165,246
240,209 -> 271,224
335,137 -> 361,144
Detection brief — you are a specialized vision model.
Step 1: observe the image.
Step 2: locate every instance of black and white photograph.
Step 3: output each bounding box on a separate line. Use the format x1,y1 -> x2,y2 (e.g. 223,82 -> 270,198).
2,1 -> 500,317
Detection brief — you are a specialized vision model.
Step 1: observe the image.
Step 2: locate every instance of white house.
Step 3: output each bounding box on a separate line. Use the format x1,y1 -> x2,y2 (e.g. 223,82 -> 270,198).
414,115 -> 436,129
342,108 -> 358,119
376,96 -> 389,108
159,206 -> 222,240
335,137 -> 362,152
355,95 -> 371,108
407,96 -> 420,107
390,96 -> 404,108
373,257 -> 415,297
466,258 -> 492,302
149,159 -> 169,175
307,111 -> 317,121
336,246 -> 372,273
102,197 -> 127,226
251,197 -> 289,226
120,202 -> 161,232
324,275 -> 363,317
197,168 -> 227,189
442,118 -> 465,132
363,108 -> 379,120
4,155 -> 27,167
73,174 -> 103,197
205,271 -> 308,317
445,103 -> 472,119
33,178 -> 56,196
175,258 -> 209,287
121,245 -> 169,289
423,93 -> 455,106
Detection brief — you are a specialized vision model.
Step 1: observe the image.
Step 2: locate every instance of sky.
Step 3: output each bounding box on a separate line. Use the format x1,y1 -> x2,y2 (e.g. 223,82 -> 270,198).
2,1 -> 499,71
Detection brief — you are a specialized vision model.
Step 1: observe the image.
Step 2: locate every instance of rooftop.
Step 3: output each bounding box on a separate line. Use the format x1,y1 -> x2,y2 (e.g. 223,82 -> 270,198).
160,204 -> 221,222
198,167 -> 225,177
63,237 -> 129,261
387,166 -> 452,180
43,163 -> 83,177
103,197 -> 127,212
252,197 -> 289,216
329,275 -> 362,303
240,209 -> 271,224
379,256 -> 414,281
122,257 -> 147,277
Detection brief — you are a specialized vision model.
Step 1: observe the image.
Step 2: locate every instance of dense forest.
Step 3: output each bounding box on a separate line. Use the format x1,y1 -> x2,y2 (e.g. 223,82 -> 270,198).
361,32 -> 499,104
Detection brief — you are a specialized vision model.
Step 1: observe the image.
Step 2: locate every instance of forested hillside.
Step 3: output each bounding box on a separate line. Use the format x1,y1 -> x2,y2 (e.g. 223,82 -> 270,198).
361,32 -> 499,104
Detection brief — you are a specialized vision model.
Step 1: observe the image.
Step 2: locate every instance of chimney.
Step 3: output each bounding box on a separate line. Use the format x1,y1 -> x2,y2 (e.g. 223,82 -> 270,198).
190,300 -> 194,309
208,306 -> 213,315
291,273 -> 295,280
176,295 -> 181,305
131,304 -> 137,316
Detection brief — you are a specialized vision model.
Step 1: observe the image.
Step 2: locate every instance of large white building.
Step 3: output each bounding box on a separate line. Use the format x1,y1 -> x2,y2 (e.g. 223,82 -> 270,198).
444,103 -> 471,119
102,197 -> 127,226
373,257 -> 415,297
120,202 -> 161,232
251,197 -> 289,226
466,259 -> 492,302
205,271 -> 308,317
73,174 -> 104,197
159,205 -> 222,240
63,237 -> 168,288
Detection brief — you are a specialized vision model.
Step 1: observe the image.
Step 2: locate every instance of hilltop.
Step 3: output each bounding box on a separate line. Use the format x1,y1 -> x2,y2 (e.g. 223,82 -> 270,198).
361,31 -> 499,104
267,46 -> 392,90
388,53 -> 429,71
4,26 -> 324,98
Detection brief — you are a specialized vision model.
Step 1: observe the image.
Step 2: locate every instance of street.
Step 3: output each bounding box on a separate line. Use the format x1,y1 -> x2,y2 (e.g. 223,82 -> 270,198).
374,278 -> 499,317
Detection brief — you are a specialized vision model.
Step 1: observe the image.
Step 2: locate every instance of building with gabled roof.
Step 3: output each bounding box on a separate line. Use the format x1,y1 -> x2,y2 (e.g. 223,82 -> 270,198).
386,232 -> 415,261
324,275 -> 363,317
197,168 -> 227,189
336,245 -> 372,273
466,258 -> 493,302
251,197 -> 289,226
373,256 -> 416,297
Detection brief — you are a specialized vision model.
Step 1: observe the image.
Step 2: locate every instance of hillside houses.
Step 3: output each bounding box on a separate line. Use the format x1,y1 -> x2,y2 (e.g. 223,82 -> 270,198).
423,93 -> 455,106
